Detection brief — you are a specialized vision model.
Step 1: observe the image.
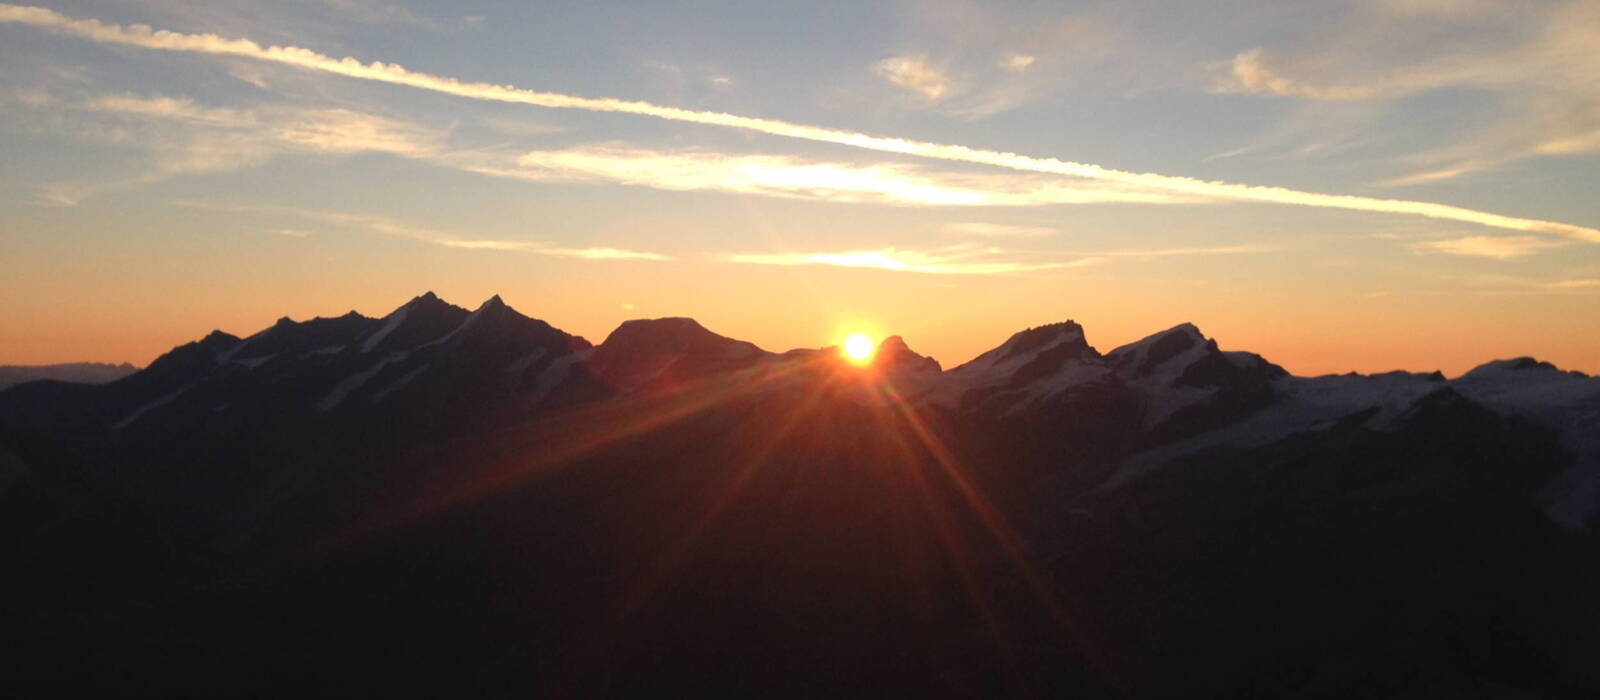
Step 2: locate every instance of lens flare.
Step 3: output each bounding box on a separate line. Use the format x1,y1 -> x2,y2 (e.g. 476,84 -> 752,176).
842,333 -> 877,365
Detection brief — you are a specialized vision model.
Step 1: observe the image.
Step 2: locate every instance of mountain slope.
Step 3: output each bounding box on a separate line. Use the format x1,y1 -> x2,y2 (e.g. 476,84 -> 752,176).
2,292 -> 1597,697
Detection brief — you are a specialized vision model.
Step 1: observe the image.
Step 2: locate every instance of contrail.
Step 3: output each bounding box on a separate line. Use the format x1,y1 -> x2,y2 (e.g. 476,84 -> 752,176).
4,3 -> 1597,243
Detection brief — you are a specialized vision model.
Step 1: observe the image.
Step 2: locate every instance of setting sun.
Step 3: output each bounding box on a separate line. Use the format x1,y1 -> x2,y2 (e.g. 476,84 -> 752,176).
842,333 -> 878,365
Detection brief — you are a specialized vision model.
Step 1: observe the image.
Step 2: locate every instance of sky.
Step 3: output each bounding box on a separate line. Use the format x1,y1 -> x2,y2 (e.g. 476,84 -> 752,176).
1,0 -> 1596,376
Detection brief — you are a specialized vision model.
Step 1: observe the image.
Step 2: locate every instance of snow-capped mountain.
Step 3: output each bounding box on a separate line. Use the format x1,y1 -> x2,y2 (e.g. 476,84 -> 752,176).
4,291 -> 1598,697
3,291 -> 1594,534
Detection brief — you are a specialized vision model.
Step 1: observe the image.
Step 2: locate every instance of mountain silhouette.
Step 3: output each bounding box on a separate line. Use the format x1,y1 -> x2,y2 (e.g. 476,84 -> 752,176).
2,292 -> 1597,698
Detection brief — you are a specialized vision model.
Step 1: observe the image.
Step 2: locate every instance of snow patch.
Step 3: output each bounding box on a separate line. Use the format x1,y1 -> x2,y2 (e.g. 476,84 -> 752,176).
362,305 -> 408,352
112,385 -> 192,430
372,364 -> 428,403
233,353 -> 277,369
1455,365 -> 1600,531
531,353 -> 583,403
299,345 -> 345,359
503,348 -> 549,375
1102,372 -> 1445,490
318,352 -> 407,412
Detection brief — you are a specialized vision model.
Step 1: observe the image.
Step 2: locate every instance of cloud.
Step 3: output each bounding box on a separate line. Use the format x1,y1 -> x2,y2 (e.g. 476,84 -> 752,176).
942,222 -> 1056,237
1552,278 -> 1600,289
1000,54 -> 1037,73
80,93 -> 440,160
175,202 -> 672,260
436,239 -> 671,260
3,4 -> 1598,242
1217,49 -> 1383,101
1374,164 -> 1487,188
725,244 -> 1098,276
1415,235 -> 1566,259
27,92 -> 442,201
1085,244 -> 1280,258
1375,0 -> 1503,18
473,146 -> 1205,206
1214,2 -> 1600,181
874,55 -> 953,100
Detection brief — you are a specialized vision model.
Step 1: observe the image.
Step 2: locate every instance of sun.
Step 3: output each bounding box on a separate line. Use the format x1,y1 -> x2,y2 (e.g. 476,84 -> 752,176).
842,333 -> 878,365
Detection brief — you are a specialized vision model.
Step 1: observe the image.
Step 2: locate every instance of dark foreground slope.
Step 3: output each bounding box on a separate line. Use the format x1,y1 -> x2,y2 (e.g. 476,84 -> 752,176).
3,294 -> 1598,698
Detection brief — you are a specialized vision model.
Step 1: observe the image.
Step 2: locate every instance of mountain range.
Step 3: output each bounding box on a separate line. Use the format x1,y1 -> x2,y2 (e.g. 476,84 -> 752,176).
3,292 -> 1598,697
0,361 -> 137,391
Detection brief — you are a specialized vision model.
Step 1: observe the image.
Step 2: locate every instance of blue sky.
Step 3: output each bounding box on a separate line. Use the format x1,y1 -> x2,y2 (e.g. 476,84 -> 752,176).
1,0 -> 1596,374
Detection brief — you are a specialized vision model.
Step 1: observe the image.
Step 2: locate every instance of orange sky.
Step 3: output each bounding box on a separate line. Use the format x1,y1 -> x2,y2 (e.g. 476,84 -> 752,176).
1,2 -> 1596,377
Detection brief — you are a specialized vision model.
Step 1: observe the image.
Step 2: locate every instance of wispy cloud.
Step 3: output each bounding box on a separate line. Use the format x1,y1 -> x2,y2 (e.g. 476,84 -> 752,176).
1000,54 -> 1037,73
1552,278 -> 1600,289
27,91 -> 442,202
1415,235 -> 1567,259
3,4 -> 1598,242
1213,1 -> 1600,182
1216,49 -> 1384,101
725,244 -> 1098,276
176,202 -> 671,261
942,222 -> 1056,237
874,55 -> 952,100
1084,244 -> 1280,258
471,146 -> 1204,206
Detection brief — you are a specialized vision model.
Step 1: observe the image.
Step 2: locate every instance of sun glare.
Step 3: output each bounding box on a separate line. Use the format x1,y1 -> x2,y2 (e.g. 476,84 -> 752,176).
842,333 -> 878,365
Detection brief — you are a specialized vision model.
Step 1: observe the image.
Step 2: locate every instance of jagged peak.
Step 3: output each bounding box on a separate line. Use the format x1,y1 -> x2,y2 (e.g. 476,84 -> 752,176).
876,335 -> 941,373
1109,323 -> 1203,354
1109,323 -> 1208,360
477,294 -> 507,311
879,335 -> 913,352
954,320 -> 1093,374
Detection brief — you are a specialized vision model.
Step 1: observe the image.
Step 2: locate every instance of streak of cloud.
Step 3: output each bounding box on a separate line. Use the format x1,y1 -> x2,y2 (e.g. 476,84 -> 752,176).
1084,244 -> 1280,258
1553,279 -> 1600,289
1415,235 -> 1566,259
28,92 -> 442,203
724,245 -> 1098,276
472,146 -> 1203,206
941,222 -> 1056,237
175,202 -> 672,261
3,4 -> 1597,242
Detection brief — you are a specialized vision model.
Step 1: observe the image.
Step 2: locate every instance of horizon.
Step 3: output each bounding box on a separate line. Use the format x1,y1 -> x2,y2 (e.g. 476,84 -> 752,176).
2,1 -> 1597,376
12,288 -> 1590,381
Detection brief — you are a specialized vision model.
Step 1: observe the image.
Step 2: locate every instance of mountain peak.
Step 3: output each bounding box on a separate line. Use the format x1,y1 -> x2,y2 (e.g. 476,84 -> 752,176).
400,291 -> 447,309
1462,357 -> 1589,380
1108,323 -> 1213,377
951,320 -> 1095,376
614,316 -> 708,334
478,294 -> 507,311
588,317 -> 771,392
875,335 -> 941,373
